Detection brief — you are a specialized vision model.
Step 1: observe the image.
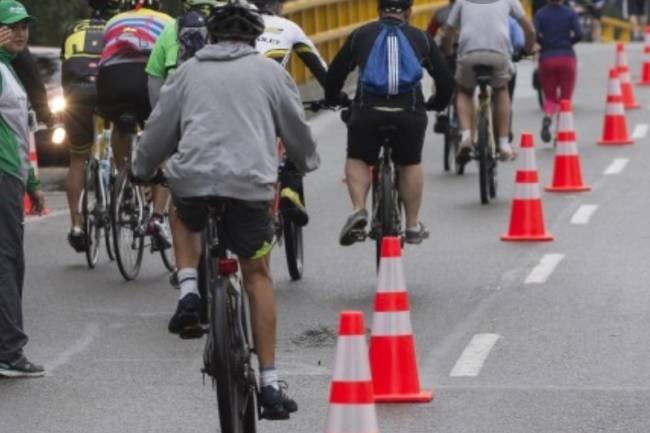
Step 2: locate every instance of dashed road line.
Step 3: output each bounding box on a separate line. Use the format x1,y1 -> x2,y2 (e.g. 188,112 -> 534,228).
46,323 -> 100,374
525,254 -> 565,284
604,158 -> 629,175
571,205 -> 599,225
632,123 -> 649,139
450,333 -> 501,377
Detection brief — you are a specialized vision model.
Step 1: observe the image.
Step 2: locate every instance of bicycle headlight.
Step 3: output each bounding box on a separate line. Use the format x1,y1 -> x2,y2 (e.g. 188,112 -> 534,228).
49,96 -> 66,114
52,126 -> 66,145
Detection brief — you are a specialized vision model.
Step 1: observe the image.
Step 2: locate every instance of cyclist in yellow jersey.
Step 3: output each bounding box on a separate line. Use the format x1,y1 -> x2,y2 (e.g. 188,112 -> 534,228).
61,0 -> 121,252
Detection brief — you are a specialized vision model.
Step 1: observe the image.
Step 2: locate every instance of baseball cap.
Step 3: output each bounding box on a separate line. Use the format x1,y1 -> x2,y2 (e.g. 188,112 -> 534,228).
0,1 -> 35,25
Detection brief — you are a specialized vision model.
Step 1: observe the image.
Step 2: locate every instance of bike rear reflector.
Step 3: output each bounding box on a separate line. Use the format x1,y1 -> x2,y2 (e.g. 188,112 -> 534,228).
219,259 -> 238,276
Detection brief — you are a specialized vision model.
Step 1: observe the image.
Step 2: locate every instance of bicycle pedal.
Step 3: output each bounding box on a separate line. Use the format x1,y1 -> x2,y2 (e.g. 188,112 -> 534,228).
179,325 -> 204,340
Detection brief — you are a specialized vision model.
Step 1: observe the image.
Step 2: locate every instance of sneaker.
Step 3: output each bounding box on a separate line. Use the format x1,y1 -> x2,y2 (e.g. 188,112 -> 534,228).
148,214 -> 172,251
498,143 -> 517,162
0,355 -> 45,378
260,382 -> 298,420
168,293 -> 202,339
339,209 -> 368,246
456,136 -> 473,166
280,187 -> 309,227
68,227 -> 87,253
405,222 -> 430,245
541,116 -> 552,143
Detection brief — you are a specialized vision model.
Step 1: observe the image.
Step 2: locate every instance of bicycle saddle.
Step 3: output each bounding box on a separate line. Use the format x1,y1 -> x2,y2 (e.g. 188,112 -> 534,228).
117,112 -> 139,134
473,65 -> 494,88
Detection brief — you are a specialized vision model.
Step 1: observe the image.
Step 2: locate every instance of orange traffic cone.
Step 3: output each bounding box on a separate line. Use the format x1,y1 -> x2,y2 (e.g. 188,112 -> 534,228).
325,311 -> 379,433
615,43 -> 640,109
638,26 -> 650,85
502,133 -> 554,242
598,68 -> 634,146
23,131 -> 41,215
369,237 -> 432,403
546,100 -> 590,192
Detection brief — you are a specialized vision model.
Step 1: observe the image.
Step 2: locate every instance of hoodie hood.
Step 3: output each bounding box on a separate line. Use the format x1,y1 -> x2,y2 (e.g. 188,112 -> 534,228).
195,41 -> 258,61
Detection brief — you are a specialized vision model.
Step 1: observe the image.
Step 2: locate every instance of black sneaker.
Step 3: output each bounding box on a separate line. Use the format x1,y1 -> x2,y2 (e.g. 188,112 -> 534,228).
280,187 -> 309,227
541,116 -> 552,143
405,222 -> 430,245
168,293 -> 202,339
68,228 -> 87,253
339,209 -> 368,246
0,355 -> 45,378
260,382 -> 298,420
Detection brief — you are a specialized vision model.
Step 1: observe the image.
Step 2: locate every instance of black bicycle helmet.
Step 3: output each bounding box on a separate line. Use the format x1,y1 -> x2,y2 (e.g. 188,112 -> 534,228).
378,0 -> 413,12
122,0 -> 162,10
207,0 -> 265,43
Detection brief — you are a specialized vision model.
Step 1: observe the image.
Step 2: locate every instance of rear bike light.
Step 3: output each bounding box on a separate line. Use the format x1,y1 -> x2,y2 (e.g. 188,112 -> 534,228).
218,258 -> 239,276
52,127 -> 66,145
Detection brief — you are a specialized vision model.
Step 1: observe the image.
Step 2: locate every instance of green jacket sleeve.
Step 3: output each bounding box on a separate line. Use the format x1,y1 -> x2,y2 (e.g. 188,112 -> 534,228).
26,166 -> 40,193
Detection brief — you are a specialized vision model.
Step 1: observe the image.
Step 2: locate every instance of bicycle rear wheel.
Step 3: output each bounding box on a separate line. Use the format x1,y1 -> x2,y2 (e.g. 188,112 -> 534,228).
83,160 -> 101,268
376,162 -> 396,270
283,216 -> 303,281
209,274 -> 257,433
112,166 -> 144,281
159,210 -> 175,272
477,111 -> 491,205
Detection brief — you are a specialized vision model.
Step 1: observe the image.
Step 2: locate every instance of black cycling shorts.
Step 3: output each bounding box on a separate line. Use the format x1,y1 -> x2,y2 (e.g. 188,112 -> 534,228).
173,197 -> 274,260
96,62 -> 151,128
347,107 -> 428,166
629,0 -> 645,15
63,83 -> 96,156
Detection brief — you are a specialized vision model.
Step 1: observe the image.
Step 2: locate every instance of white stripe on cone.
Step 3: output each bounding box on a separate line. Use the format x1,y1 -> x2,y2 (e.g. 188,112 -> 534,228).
377,257 -> 406,293
332,336 -> 372,381
519,148 -> 537,171
371,311 -> 413,336
326,405 -> 379,433
608,77 -> 622,95
555,141 -> 579,156
606,103 -> 625,115
558,112 -> 573,132
514,182 -> 542,200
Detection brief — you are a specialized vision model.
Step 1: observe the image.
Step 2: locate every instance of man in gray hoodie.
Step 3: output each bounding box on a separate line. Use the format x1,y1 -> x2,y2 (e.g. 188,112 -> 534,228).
133,0 -> 318,420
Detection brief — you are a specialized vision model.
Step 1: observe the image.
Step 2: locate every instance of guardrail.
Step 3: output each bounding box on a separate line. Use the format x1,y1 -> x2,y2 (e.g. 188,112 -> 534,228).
284,0 -> 633,85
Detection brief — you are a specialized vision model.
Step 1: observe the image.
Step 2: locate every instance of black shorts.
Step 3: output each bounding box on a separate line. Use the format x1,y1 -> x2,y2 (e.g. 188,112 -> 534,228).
629,0 -> 645,15
63,83 -> 96,156
347,107 -> 428,166
173,197 -> 274,260
96,62 -> 151,128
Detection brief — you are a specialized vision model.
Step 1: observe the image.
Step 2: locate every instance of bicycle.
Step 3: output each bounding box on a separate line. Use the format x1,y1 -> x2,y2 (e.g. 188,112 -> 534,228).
194,198 -> 258,433
81,117 -> 115,268
110,111 -> 175,281
435,93 -> 463,175
472,65 -> 499,205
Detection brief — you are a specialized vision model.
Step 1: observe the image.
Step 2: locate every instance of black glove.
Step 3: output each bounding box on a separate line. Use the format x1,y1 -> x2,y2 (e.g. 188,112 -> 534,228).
425,96 -> 439,111
326,92 -> 350,108
131,168 -> 166,185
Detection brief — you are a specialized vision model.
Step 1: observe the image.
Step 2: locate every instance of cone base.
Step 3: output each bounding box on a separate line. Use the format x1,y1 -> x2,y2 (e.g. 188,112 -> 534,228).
598,139 -> 634,146
545,184 -> 591,192
625,104 -> 641,110
375,390 -> 433,403
501,233 -> 554,242
636,81 -> 650,86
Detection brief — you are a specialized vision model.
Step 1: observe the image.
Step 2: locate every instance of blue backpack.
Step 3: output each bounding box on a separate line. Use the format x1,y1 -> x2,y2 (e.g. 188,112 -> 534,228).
361,23 -> 423,96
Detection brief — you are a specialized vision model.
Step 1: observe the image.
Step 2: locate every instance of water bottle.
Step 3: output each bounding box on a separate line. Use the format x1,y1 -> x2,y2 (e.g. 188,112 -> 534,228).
99,159 -> 110,191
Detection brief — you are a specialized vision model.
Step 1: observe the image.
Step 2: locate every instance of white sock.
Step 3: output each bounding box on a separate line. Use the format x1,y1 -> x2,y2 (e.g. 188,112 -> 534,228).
498,137 -> 512,152
461,129 -> 471,142
260,367 -> 279,390
178,268 -> 199,299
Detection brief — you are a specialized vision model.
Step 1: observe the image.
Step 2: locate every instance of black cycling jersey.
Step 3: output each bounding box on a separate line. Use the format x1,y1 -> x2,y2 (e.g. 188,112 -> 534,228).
325,17 -> 454,112
12,48 -> 52,126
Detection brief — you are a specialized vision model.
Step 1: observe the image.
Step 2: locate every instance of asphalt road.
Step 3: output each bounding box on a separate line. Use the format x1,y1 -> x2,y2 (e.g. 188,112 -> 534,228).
3,43 -> 650,433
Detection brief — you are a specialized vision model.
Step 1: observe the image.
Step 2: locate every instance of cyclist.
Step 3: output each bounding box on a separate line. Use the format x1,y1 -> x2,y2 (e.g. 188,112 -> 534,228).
426,0 -> 454,43
61,0 -> 120,252
252,0 -> 328,227
326,0 -> 454,246
441,0 -> 535,164
133,0 -> 318,418
98,0 -> 173,248
535,0 -> 582,143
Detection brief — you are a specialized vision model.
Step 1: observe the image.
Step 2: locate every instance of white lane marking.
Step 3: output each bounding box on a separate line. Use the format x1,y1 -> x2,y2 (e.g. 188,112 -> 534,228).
25,209 -> 68,223
632,124 -> 649,139
450,333 -> 501,377
604,158 -> 629,175
570,205 -> 599,225
46,323 -> 100,373
525,254 -> 565,284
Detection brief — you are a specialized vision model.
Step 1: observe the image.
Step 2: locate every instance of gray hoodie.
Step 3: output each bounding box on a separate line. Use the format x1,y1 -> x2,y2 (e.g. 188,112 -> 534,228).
133,42 -> 319,201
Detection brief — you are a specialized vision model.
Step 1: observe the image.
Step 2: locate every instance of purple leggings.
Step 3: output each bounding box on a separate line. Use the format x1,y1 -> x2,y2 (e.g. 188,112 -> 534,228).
539,56 -> 577,116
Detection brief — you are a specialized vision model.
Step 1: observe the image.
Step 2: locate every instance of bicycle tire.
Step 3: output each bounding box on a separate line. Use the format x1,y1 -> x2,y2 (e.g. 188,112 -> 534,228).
104,167 -> 115,261
477,111 -> 490,205
83,159 -> 101,268
283,216 -> 303,281
112,166 -> 144,281
376,162 -> 396,270
489,159 -> 497,199
210,275 -> 257,433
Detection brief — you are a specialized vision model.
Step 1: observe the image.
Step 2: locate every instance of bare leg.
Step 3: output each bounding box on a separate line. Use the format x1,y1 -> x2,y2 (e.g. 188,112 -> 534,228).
345,158 -> 372,211
398,164 -> 423,228
152,185 -> 169,215
494,86 -> 511,139
66,153 -> 86,229
173,214 -> 201,270
240,256 -> 276,369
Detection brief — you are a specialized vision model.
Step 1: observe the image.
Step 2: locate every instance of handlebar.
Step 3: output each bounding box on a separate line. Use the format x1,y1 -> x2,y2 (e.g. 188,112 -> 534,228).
131,168 -> 167,186
303,97 -> 351,112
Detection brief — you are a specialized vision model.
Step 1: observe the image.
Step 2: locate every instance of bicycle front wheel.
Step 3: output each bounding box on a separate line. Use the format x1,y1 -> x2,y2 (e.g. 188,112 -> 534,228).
477,110 -> 491,205
376,162 -> 396,269
112,167 -> 144,281
210,276 -> 257,433
83,160 -> 101,268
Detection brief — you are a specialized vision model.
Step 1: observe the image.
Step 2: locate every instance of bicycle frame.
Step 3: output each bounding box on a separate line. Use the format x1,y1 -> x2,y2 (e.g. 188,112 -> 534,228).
477,85 -> 497,160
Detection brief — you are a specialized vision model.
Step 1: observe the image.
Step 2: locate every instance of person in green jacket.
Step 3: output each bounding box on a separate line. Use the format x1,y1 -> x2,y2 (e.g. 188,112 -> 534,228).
0,0 -> 46,378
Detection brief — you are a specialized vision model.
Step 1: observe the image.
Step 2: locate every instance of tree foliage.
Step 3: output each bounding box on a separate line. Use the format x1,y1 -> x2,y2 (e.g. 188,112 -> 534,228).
21,0 -> 182,47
